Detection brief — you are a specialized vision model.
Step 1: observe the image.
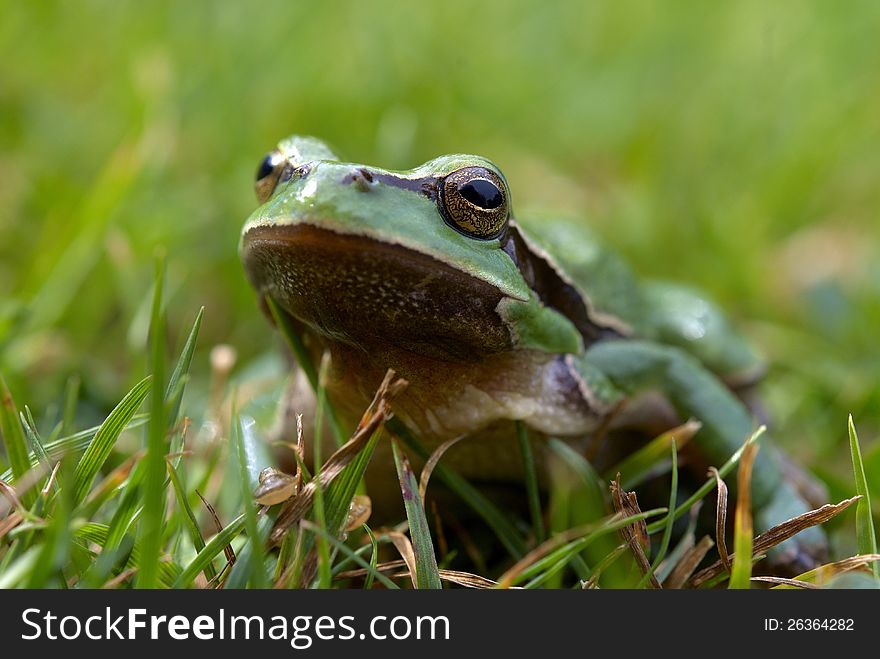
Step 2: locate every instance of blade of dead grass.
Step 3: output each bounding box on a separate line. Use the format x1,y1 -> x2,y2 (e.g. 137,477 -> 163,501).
689,495 -> 861,587
418,435 -> 464,503
751,576 -> 819,589
663,535 -> 715,589
611,475 -> 659,588
637,440 -> 678,588
771,554 -> 880,588
709,466 -> 730,573
268,371 -> 407,546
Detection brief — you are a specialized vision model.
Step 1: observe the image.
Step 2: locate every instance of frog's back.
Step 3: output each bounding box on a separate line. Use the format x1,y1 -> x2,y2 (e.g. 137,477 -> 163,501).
514,215 -> 764,384
513,215 -> 651,336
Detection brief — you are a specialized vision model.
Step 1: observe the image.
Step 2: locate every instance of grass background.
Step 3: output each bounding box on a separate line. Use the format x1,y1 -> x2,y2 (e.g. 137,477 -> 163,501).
1,1 -> 879,568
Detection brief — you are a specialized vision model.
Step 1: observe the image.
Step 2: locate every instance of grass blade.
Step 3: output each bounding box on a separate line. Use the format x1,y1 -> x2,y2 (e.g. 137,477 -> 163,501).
299,520 -> 399,590
637,439 -> 678,588
232,410 -> 266,588
547,438 -> 622,586
166,307 -> 204,422
72,375 -> 151,505
136,256 -> 168,588
848,415 -> 878,580
691,495 -> 859,587
603,420 -> 700,490
392,440 -> 441,589
1,377 -> 35,507
0,416 -> 149,483
61,375 -> 81,436
497,507 -> 667,588
729,442 -> 758,589
390,418 -> 526,558
166,458 -> 215,581
516,421 -> 545,544
646,425 -> 766,534
174,514 -> 246,588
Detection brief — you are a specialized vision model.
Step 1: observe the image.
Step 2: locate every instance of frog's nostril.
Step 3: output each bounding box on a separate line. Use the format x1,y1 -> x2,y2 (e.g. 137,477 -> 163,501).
348,168 -> 375,192
279,163 -> 311,186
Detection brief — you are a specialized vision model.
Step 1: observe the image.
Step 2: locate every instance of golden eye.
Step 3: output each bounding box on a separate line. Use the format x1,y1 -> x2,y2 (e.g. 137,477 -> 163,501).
439,166 -> 509,239
254,149 -> 287,203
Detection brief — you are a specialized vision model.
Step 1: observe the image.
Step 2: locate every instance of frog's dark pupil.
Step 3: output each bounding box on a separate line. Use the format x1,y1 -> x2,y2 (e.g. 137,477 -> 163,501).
459,179 -> 502,209
256,155 -> 276,182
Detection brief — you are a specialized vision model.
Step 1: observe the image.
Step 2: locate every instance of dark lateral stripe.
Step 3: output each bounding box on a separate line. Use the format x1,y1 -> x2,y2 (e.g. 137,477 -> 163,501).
342,168 -> 440,200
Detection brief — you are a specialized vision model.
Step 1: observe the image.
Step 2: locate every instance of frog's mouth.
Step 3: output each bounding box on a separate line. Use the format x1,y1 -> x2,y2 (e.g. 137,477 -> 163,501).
241,223 -> 516,361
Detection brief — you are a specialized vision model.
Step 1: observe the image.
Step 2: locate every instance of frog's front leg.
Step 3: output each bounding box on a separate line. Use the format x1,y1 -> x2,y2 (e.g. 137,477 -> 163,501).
577,339 -> 827,572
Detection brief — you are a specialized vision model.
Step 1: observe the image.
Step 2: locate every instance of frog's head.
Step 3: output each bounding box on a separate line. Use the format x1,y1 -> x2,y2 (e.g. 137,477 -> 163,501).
240,135 -> 584,361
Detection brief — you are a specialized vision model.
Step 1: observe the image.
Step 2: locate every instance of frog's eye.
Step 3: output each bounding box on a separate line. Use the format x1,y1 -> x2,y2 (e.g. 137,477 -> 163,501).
439,166 -> 509,240
254,150 -> 287,203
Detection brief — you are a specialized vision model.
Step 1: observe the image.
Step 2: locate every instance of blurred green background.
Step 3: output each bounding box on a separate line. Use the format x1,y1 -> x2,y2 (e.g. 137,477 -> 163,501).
2,1 -> 878,547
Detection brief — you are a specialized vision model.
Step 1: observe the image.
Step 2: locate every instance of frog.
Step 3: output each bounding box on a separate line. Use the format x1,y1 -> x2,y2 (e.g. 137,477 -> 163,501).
239,135 -> 827,571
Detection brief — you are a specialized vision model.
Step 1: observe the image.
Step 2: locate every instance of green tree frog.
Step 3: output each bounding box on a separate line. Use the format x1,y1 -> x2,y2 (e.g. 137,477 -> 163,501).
240,136 -> 826,570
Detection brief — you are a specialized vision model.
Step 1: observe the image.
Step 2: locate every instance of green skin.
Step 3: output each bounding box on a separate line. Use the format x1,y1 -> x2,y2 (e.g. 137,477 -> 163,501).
240,136 -> 825,568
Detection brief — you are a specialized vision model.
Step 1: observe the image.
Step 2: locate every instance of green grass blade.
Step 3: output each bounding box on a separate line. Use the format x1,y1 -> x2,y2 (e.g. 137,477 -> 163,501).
224,516 -> 273,589
0,416 -> 149,483
136,257 -> 168,588
25,456 -> 75,587
848,415 -> 878,580
166,306 -> 204,422
392,440 -> 442,589
603,420 -> 699,490
20,408 -> 56,494
104,460 -> 147,550
637,440 -> 678,588
166,459 -> 216,581
173,514 -> 246,588
62,375 -> 81,436
647,425 -> 766,534
75,522 -> 180,588
547,438 -> 628,586
729,443 -> 758,589
72,375 -> 151,505
390,418 -> 526,558
0,547 -> 41,589
232,410 -> 266,588
500,508 -> 667,588
363,524 -> 379,590
300,520 -> 399,590
1,377 -> 35,507
311,355 -> 332,588
516,421 -> 545,544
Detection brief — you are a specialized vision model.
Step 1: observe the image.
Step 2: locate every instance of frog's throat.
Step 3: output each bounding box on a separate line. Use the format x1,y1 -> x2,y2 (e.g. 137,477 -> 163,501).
241,223 -> 521,360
